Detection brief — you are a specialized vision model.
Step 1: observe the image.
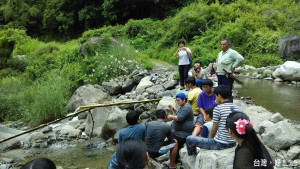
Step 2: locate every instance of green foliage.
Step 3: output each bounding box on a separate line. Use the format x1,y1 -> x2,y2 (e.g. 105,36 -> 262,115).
22,71 -> 71,125
244,54 -> 283,68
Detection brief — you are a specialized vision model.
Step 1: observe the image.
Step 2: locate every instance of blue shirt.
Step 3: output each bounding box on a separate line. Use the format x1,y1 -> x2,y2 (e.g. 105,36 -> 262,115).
118,123 -> 146,143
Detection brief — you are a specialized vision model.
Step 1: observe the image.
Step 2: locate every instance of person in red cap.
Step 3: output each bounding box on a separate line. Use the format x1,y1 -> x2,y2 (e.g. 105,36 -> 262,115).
168,92 -> 194,163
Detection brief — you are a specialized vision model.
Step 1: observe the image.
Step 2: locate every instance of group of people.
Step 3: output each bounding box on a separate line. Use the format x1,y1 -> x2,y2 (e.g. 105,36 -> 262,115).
175,39 -> 244,102
20,39 -> 273,169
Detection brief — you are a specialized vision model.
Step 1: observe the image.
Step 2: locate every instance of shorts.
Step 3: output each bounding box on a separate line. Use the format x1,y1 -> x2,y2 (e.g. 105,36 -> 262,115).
148,139 -> 176,159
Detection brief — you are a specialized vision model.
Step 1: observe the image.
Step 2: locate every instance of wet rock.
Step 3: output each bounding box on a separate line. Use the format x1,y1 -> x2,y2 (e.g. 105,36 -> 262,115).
261,121 -> 300,150
274,78 -> 283,82
269,112 -> 284,123
66,85 -> 110,112
102,81 -> 122,95
145,84 -> 165,94
78,122 -> 86,131
68,129 -> 82,138
272,61 -> 300,82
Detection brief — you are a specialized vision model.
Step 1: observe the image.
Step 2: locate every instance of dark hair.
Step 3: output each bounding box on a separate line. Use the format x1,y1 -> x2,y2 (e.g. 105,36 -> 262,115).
202,79 -> 213,87
211,63 -> 216,73
204,107 -> 214,119
194,60 -> 201,65
177,98 -> 187,102
226,112 -> 264,160
116,138 -> 148,169
177,40 -> 185,46
214,85 -> 231,99
221,39 -> 231,45
155,109 -> 166,119
21,158 -> 56,169
126,110 -> 141,125
185,77 -> 196,86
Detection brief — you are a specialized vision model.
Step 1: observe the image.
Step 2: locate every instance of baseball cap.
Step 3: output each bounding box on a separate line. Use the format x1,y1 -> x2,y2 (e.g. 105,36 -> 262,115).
176,93 -> 186,99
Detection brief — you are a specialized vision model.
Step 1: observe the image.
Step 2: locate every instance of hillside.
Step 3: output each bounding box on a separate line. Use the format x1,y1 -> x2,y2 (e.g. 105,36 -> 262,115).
0,0 -> 299,125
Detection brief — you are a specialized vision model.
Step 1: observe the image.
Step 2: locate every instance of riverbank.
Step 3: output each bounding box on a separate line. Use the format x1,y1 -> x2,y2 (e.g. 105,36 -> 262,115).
1,62 -> 299,169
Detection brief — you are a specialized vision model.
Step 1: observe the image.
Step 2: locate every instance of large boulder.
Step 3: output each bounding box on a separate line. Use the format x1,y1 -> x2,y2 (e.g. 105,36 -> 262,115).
261,120 -> 300,150
135,76 -> 154,93
278,35 -> 300,60
272,61 -> 300,81
243,105 -> 273,132
85,107 -> 111,137
162,80 -> 178,90
102,81 -> 122,95
157,96 -> 177,111
145,84 -> 165,94
180,145 -> 235,169
66,85 -> 110,112
102,107 -> 128,139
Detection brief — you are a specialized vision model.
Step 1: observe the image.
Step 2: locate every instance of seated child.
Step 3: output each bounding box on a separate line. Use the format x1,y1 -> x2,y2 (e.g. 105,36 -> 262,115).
198,107 -> 214,138
146,109 -> 178,169
185,77 -> 202,116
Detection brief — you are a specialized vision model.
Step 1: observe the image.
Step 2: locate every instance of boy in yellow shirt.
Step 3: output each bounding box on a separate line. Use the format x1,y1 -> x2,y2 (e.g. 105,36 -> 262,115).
186,77 -> 202,116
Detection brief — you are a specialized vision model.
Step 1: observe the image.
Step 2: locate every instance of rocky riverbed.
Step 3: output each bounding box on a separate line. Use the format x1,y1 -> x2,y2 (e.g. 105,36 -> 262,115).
0,62 -> 299,169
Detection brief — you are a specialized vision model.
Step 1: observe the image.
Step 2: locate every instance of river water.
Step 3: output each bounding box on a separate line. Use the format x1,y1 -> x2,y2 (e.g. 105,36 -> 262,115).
234,78 -> 300,121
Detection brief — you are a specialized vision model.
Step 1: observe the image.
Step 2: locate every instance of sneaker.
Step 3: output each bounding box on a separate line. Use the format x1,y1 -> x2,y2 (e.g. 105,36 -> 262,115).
158,143 -> 176,154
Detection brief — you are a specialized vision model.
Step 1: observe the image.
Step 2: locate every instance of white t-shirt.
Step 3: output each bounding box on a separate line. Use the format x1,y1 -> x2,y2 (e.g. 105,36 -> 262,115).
177,47 -> 191,65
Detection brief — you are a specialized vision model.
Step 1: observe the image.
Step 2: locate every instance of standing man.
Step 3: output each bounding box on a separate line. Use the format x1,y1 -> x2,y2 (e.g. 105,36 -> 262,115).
216,39 -> 244,102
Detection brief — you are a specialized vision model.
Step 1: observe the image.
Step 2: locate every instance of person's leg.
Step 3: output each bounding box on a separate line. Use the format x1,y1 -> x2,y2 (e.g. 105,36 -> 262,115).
107,152 -> 118,169
173,135 -> 186,163
186,136 -> 220,156
183,65 -> 190,86
169,139 -> 178,168
217,75 -> 226,86
192,125 -> 202,136
225,75 -> 234,103
179,65 -> 184,87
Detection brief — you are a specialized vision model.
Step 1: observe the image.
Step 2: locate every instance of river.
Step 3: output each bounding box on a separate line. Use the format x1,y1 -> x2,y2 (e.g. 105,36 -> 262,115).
234,77 -> 300,121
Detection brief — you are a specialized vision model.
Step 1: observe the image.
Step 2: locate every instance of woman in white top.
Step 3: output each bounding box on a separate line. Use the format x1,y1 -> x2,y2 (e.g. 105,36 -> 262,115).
174,40 -> 192,89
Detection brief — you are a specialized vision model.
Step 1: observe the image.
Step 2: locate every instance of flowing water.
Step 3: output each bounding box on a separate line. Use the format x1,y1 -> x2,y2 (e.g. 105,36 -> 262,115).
234,78 -> 300,121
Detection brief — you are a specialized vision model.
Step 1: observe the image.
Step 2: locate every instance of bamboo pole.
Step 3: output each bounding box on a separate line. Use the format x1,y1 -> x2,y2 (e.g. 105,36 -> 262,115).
0,98 -> 161,144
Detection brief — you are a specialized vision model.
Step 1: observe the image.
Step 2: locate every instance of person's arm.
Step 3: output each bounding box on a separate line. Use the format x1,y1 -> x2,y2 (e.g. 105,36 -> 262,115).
199,108 -> 205,117
210,122 -> 218,138
167,115 -> 179,121
168,105 -> 177,113
231,51 -> 244,71
184,47 -> 192,55
174,48 -> 180,57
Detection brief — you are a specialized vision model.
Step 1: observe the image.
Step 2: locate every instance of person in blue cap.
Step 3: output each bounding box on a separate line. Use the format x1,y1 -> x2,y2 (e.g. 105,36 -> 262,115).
168,92 -> 194,162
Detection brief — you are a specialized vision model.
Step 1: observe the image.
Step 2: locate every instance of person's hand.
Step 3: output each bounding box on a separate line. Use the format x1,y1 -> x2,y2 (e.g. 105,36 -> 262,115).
167,115 -> 172,120
231,68 -> 235,73
168,105 -> 174,110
